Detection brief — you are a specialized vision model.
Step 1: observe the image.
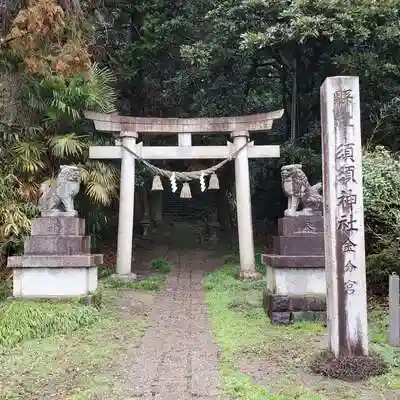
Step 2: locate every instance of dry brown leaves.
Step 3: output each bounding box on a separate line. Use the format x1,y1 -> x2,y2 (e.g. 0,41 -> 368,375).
6,0 -> 90,75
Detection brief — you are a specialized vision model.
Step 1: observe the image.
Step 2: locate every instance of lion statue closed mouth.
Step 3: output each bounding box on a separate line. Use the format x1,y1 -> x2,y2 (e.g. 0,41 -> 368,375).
39,165 -> 81,216
281,164 -> 323,217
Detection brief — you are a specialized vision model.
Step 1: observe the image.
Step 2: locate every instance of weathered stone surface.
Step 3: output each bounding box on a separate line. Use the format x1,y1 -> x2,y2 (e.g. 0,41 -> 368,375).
7,254 -> 103,268
281,164 -> 323,217
263,291 -> 289,312
12,266 -> 98,298
321,76 -> 369,356
109,273 -> 137,281
8,212 -> 103,300
41,210 -> 77,217
278,216 -> 324,236
262,254 -> 325,268
296,295 -> 326,311
273,234 -> 324,256
24,235 -> 90,255
86,109 -> 284,133
269,311 -> 292,325
39,165 -> 81,216
266,265 -> 326,296
268,310 -> 326,325
31,216 -> 85,236
264,292 -> 326,312
389,274 -> 400,346
291,311 -> 327,323
79,291 -> 102,308
263,211 -> 326,324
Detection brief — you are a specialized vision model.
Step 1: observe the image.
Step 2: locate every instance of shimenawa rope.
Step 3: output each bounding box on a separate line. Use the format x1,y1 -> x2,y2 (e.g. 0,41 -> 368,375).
121,139 -> 250,182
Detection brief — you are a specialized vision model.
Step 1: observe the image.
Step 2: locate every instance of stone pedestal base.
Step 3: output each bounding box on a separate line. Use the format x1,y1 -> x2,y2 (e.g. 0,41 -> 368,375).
12,266 -> 98,298
264,264 -> 326,296
263,291 -> 326,324
109,272 -> 137,282
238,270 -> 261,280
7,215 -> 103,300
262,215 -> 327,324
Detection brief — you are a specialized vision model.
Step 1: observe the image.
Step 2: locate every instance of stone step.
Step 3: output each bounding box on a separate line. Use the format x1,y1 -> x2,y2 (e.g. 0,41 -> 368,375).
273,234 -> 324,256
31,217 -> 85,236
262,254 -> 325,268
24,235 -> 90,255
278,216 -> 323,236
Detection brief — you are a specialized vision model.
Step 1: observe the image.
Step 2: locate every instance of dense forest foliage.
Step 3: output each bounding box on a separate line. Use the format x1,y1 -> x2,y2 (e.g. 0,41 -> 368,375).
1,0 -> 400,292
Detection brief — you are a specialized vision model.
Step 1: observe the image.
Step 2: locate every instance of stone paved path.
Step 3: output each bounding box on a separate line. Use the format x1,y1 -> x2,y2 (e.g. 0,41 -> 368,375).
123,250 -> 224,400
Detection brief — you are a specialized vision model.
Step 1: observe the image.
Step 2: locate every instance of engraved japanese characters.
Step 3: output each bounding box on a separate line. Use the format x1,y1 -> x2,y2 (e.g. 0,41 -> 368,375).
281,164 -> 323,217
333,88 -> 360,296
321,76 -> 368,357
39,165 -> 81,216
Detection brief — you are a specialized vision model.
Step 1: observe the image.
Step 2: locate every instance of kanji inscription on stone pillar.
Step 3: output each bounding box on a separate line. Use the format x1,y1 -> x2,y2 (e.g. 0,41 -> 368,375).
321,76 -> 368,357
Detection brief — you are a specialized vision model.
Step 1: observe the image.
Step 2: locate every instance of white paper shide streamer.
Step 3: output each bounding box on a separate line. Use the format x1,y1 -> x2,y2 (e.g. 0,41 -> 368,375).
170,172 -> 178,193
200,171 -> 206,192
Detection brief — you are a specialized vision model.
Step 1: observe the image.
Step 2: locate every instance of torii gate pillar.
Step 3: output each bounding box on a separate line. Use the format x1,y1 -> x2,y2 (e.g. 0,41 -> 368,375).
117,133 -> 138,277
232,130 -> 258,279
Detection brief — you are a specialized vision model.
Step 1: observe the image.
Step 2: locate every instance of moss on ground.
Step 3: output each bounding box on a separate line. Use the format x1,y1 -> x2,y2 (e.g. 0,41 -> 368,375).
204,263 -> 400,400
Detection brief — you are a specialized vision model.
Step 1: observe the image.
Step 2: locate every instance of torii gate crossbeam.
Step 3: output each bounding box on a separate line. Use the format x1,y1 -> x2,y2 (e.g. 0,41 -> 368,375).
86,110 -> 284,279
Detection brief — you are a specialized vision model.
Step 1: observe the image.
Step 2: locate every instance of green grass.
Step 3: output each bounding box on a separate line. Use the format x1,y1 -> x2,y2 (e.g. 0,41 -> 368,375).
100,258 -> 171,291
368,305 -> 400,392
204,264 -> 307,400
204,264 -> 400,400
0,289 -> 151,399
150,258 -> 171,274
0,299 -> 100,352
0,263 -> 167,398
101,273 -> 168,291
0,264 -> 167,354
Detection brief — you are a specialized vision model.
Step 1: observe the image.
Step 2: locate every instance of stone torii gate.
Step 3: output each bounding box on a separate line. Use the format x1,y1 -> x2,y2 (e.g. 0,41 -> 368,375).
85,110 -> 283,279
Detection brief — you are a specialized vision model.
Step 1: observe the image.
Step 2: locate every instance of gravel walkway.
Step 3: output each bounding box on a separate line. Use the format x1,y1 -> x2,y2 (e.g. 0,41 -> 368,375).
123,250 -> 224,400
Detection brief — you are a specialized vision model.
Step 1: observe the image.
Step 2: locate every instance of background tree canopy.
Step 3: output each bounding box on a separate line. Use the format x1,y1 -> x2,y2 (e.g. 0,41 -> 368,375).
0,0 -> 400,292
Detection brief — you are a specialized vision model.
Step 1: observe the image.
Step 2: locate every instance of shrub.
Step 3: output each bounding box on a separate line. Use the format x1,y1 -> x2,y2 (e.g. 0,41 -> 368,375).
98,265 -> 115,279
363,146 -> 400,293
150,258 -> 171,274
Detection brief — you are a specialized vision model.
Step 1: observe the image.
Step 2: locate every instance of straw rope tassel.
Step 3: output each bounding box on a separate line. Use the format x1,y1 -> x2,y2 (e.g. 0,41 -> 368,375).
180,182 -> 192,199
151,175 -> 163,191
208,173 -> 219,190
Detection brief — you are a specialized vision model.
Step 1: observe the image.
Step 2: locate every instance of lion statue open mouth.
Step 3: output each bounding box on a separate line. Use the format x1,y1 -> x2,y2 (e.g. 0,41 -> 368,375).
281,164 -> 323,217
39,165 -> 81,216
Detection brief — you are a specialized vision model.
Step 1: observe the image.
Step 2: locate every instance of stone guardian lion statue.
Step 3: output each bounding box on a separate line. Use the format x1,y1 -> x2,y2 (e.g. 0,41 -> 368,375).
39,165 -> 81,216
281,164 -> 323,217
